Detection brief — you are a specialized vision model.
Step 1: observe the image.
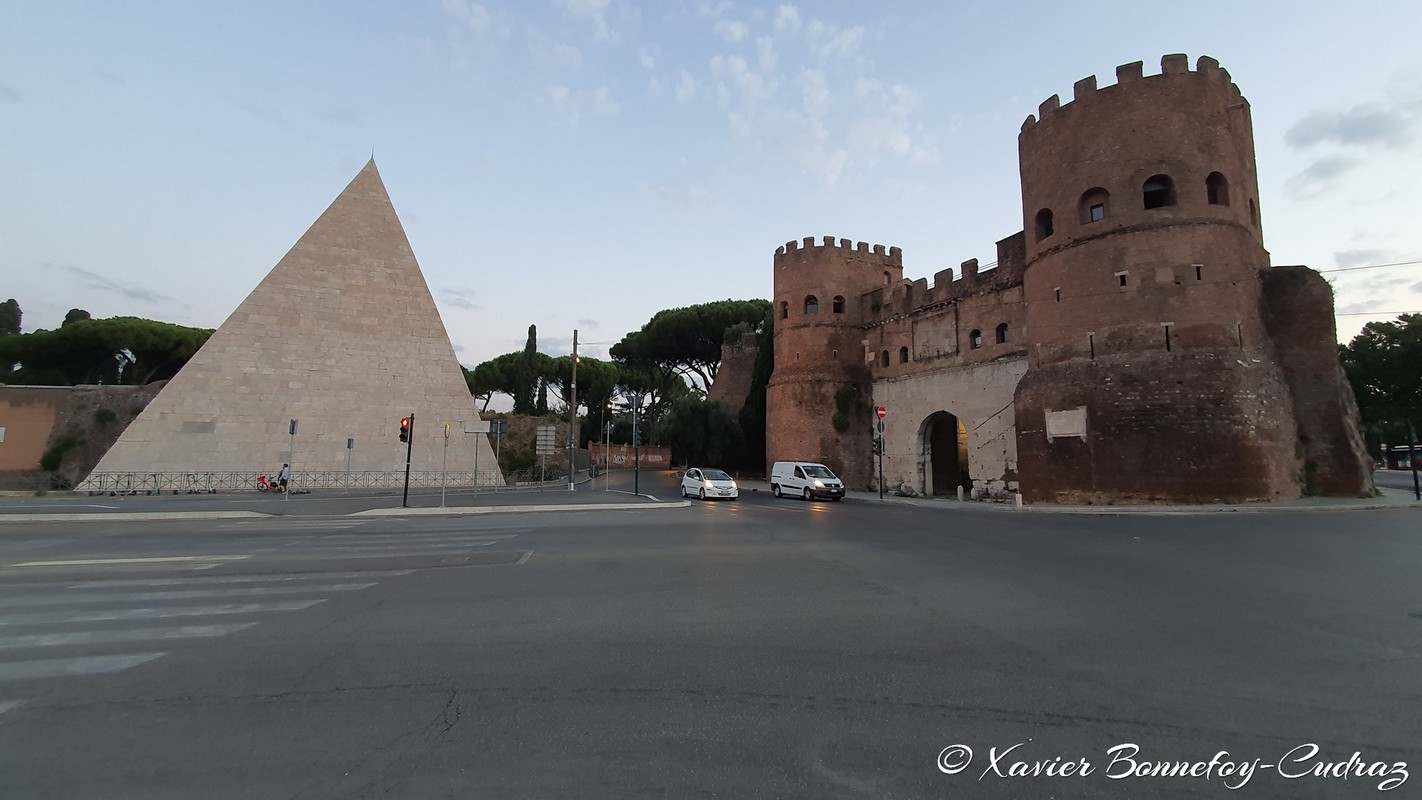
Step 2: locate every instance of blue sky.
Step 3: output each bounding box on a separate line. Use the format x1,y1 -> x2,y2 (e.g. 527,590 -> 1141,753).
3,1 -> 1420,369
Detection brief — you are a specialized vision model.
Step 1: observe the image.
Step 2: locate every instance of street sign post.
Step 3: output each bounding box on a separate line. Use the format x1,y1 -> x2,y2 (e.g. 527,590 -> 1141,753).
876,406 -> 887,420
464,419 -> 491,496
441,423 -> 451,507
536,425 -> 558,482
286,418 -> 299,501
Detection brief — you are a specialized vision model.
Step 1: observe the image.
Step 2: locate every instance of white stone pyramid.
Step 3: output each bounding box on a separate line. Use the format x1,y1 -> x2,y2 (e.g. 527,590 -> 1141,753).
82,160 -> 501,487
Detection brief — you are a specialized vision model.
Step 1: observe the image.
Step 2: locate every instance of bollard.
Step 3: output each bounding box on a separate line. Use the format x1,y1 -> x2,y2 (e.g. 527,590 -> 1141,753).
1014,493 -> 1023,510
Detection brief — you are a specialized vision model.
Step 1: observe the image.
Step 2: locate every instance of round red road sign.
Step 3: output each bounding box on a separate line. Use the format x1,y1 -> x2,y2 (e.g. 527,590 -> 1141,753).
876,406 -> 887,420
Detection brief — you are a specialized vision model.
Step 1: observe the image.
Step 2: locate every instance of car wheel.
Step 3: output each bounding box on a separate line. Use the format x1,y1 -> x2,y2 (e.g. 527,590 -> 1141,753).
680,485 -> 687,498
802,487 -> 812,500
698,488 -> 706,500
772,484 -> 781,498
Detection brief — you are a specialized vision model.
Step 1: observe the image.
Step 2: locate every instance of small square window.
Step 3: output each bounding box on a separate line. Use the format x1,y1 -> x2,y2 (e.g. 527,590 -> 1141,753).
1089,203 -> 1105,222
1117,273 -> 1128,287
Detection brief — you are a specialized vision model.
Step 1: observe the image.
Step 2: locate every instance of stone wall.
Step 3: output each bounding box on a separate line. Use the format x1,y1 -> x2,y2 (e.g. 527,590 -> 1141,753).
1259,267 -> 1374,496
874,357 -> 1026,497
706,332 -> 759,416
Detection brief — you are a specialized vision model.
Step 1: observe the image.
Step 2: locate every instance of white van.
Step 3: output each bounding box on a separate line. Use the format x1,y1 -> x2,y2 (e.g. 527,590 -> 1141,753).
770,461 -> 845,501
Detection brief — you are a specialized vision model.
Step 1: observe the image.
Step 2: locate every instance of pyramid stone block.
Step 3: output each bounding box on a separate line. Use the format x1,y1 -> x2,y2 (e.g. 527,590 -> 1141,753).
82,160 -> 501,485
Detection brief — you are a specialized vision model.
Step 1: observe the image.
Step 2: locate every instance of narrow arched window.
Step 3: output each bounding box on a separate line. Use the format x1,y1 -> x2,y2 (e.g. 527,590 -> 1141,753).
969,329 -> 982,349
1206,172 -> 1229,206
1034,208 -> 1054,241
883,271 -> 891,285
804,295 -> 819,315
995,323 -> 1009,344
1080,187 -> 1109,223
779,301 -> 788,319
1143,175 -> 1175,209
899,346 -> 909,364
880,350 -> 890,367
1248,199 -> 1258,227
832,295 -> 845,313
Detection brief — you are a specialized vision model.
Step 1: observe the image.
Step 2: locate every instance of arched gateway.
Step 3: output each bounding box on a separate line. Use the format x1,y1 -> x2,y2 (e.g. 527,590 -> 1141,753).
921,411 -> 970,496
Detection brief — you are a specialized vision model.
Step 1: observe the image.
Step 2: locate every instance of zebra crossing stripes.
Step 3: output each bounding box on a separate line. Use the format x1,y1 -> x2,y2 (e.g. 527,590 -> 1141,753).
61,570 -> 413,589
0,599 -> 329,626
0,583 -> 376,608
0,623 -> 256,650
0,653 -> 165,682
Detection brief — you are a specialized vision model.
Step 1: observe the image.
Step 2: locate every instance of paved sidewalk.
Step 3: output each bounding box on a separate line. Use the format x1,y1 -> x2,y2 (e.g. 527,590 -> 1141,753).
0,477 -> 686,524
735,479 -> 1421,514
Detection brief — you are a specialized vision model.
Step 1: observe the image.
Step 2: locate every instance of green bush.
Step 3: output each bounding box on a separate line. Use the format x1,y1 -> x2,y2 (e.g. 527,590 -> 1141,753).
39,434 -> 82,472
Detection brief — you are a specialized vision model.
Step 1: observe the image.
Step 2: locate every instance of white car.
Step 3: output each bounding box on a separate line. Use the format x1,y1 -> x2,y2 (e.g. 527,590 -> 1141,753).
680,467 -> 739,500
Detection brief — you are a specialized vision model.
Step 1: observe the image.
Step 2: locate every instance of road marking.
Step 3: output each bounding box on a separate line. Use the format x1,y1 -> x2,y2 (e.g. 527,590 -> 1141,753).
0,699 -> 22,716
10,556 -> 251,568
0,623 -> 257,650
0,583 -> 376,608
0,600 -> 326,626
279,541 -> 501,552
311,532 -> 520,543
63,570 -> 413,589
0,653 -> 165,682
516,550 -> 533,565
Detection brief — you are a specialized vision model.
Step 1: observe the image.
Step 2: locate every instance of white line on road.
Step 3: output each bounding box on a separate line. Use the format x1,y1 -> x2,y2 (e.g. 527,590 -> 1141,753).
0,653 -> 165,681
0,699 -> 22,716
63,570 -> 413,589
9,556 -> 252,568
309,533 -> 521,543
0,583 -> 376,608
0,600 -> 326,626
277,541 -> 501,552
0,623 -> 257,650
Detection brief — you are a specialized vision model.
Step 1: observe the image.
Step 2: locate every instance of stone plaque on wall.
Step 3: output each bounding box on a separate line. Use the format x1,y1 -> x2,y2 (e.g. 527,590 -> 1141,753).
1045,407 -> 1087,442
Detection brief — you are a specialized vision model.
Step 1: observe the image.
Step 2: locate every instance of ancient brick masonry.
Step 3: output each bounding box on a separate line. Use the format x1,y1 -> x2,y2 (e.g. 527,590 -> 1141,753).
765,54 -> 1373,503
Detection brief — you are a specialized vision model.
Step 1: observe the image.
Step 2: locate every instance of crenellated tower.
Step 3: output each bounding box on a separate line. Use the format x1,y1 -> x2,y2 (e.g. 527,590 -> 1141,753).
767,236 -> 902,485
1013,54 -> 1302,502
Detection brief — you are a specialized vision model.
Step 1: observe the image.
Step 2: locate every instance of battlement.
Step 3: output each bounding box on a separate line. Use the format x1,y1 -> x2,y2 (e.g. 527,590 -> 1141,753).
1020,54 -> 1242,132
864,232 -> 1028,322
776,235 -> 903,265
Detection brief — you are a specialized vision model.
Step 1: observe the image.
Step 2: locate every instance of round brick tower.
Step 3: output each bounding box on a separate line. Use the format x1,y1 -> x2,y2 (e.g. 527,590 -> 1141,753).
1013,54 -> 1302,503
767,236 -> 902,486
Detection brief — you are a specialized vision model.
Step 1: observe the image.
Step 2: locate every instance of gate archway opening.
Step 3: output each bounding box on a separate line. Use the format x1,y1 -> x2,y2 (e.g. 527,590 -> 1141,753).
922,411 -> 970,496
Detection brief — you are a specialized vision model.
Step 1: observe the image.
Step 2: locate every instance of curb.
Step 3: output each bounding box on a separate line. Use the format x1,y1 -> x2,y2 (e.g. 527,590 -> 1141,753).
353,501 -> 689,516
0,501 -> 690,524
0,511 -> 268,524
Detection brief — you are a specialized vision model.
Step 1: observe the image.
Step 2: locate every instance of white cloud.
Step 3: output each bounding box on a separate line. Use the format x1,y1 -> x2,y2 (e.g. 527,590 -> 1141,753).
638,46 -> 655,70
774,5 -> 800,33
552,0 -> 612,41
714,19 -> 749,43
797,68 -> 829,118
548,83 -> 620,125
444,0 -> 496,34
528,39 -> 583,72
808,23 -> 865,61
675,70 -> 699,102
755,37 -> 777,74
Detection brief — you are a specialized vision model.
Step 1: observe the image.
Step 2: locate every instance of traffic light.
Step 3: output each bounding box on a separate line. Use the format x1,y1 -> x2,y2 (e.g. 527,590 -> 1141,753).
872,436 -> 884,456
398,417 -> 410,443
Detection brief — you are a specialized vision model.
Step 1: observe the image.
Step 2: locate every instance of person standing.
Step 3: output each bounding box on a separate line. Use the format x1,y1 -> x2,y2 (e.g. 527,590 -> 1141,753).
278,463 -> 291,493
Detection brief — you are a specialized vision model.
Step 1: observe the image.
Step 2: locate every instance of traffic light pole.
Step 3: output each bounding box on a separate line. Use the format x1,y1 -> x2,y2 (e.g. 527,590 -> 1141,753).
402,412 -> 414,508
1410,420 -> 1420,501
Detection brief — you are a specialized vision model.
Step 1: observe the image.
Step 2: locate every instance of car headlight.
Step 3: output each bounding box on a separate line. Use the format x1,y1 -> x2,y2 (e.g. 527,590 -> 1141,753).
730,481 -> 738,489
813,479 -> 825,488
704,480 -> 714,488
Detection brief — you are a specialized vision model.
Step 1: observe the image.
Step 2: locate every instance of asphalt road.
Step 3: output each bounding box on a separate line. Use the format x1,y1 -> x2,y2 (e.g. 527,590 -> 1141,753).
0,471 -> 1417,798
